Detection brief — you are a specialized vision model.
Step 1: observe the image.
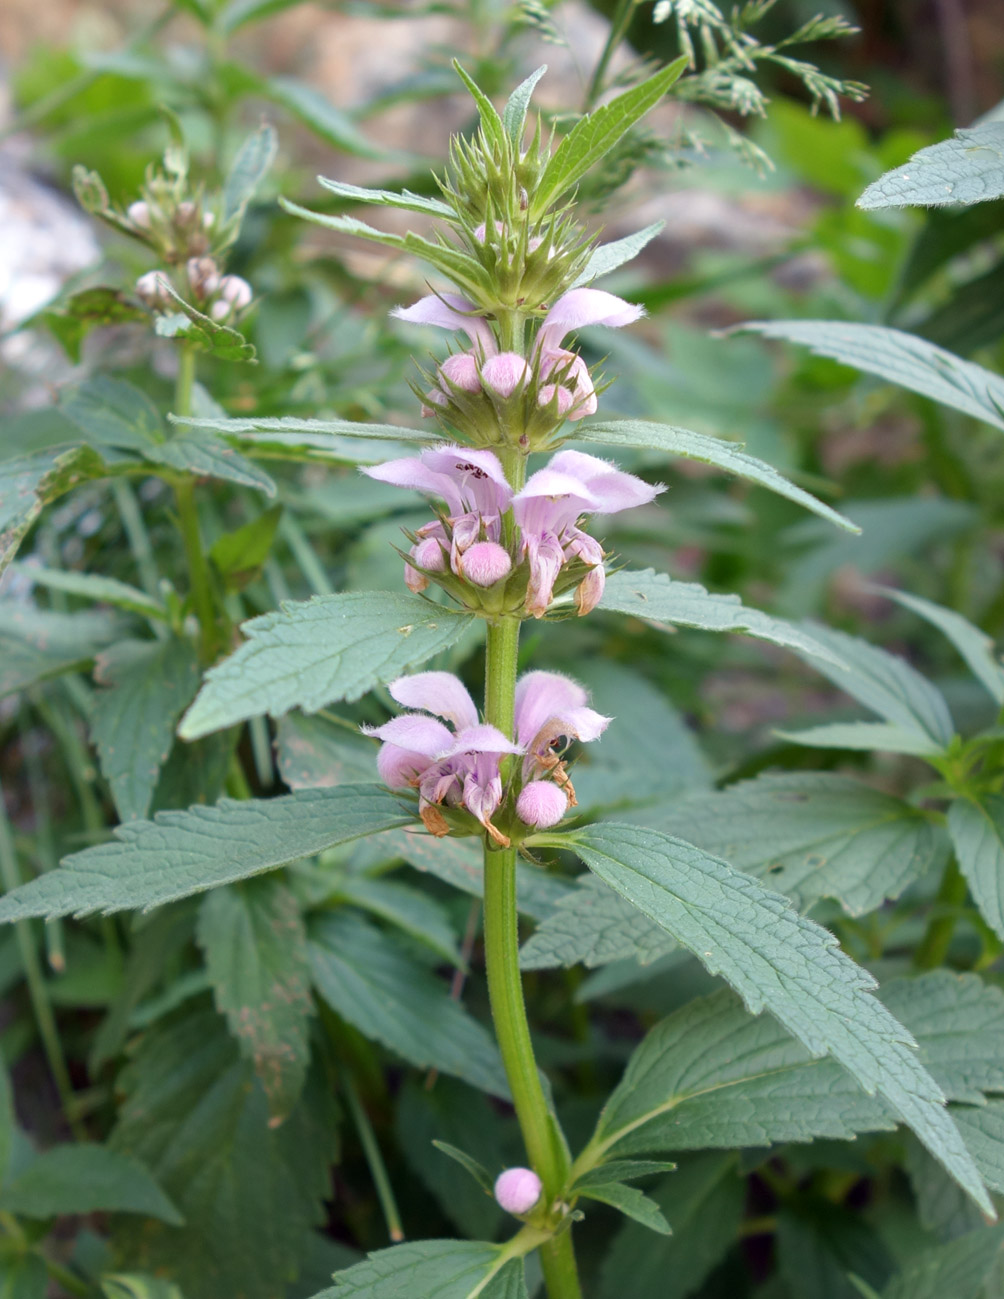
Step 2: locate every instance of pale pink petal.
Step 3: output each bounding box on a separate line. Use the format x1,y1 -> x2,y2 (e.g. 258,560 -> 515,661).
362,713 -> 454,755
522,532 -> 566,618
537,287 -> 644,353
546,450 -> 663,513
575,565 -> 605,615
376,744 -> 433,788
389,672 -> 479,732
447,723 -> 522,757
392,292 -> 497,353
515,671 -> 589,747
363,456 -> 465,516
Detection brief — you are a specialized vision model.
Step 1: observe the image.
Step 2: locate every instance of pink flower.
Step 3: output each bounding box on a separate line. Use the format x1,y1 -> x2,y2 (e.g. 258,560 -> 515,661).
513,450 -> 662,616
364,446 -> 512,587
366,670 -> 609,840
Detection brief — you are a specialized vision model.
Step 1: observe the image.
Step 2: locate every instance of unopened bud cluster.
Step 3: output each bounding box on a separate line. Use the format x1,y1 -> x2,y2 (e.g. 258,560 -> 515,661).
135,260 -> 253,323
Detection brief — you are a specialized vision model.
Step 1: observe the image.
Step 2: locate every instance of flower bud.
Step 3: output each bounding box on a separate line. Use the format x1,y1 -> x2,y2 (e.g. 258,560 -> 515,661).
135,270 -> 172,309
217,275 -> 253,313
439,352 -> 482,393
516,781 -> 568,829
481,352 -> 529,397
187,257 -> 220,300
494,1167 -> 542,1216
176,200 -> 199,229
460,541 -> 512,587
127,200 -> 152,229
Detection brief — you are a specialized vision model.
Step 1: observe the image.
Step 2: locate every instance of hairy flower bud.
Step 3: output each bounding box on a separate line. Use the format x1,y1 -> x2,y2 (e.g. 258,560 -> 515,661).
216,275 -> 253,313
494,1167 -> 542,1215
481,352 -> 529,397
516,781 -> 568,829
439,352 -> 482,393
127,200 -> 152,229
460,541 -> 512,587
187,257 -> 220,301
135,270 -> 172,309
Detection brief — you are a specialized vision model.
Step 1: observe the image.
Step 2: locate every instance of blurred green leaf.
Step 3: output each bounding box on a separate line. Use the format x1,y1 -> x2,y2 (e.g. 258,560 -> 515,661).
210,504 -> 282,589
0,1145 -> 182,1223
263,77 -> 385,157
0,604 -> 122,698
948,797 -> 1004,942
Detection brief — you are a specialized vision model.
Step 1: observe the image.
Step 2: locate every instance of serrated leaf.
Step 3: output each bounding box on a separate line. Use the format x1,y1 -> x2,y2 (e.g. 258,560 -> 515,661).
520,873 -> 674,971
875,587 -> 1004,705
148,431 -> 275,494
333,875 -> 461,966
949,796 -> 1004,941
777,721 -> 952,757
573,222 -> 664,286
858,121 -> 1004,210
264,77 -> 384,158
0,785 -> 410,922
111,1007 -> 337,1299
479,1259 -> 528,1299
578,419 -> 858,531
61,376 -> 164,450
637,772 -> 944,917
317,176 -> 455,220
596,569 -> 844,664
172,412 -> 436,452
221,122 -> 277,227
598,1154 -> 743,1299
91,637 -> 201,821
881,1224 -> 1004,1299
578,1180 -> 670,1234
178,592 -> 475,740
740,320 -> 1004,433
0,1144 -> 182,1223
154,283 -> 257,362
12,566 -> 166,621
532,60 -> 687,216
197,875 -> 313,1122
501,65 -> 547,144
794,623 -> 955,752
0,604 -> 122,698
585,971 -> 1004,1158
322,1239 -> 503,1298
953,1100 -> 1004,1194
309,910 -> 508,1098
560,823 -> 992,1212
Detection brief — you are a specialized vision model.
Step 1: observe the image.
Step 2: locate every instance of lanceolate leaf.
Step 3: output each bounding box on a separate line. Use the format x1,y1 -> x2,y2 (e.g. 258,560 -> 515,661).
948,796 -> 1004,941
858,121 -> 1004,210
317,176 -> 456,220
11,566 -> 166,622
309,911 -> 508,1099
777,721 -> 954,758
317,1239 -> 504,1298
147,431 -> 276,495
532,60 -> 688,216
596,569 -> 844,665
221,122 -> 278,228
179,592 -> 475,740
577,420 -> 858,532
636,772 -> 944,917
739,320 -> 1004,433
0,785 -> 410,922
501,64 -> 547,144
0,604 -> 122,698
91,637 -> 201,821
577,1181 -> 670,1235
555,823 -> 992,1212
173,414 -> 435,444
197,875 -> 314,1122
875,587 -> 1004,705
264,77 -> 385,158
573,223 -> 665,287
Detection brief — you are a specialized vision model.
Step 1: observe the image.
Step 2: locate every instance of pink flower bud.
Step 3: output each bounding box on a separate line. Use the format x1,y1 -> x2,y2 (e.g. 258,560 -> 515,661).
494,1168 -> 542,1215
218,275 -> 253,311
135,270 -> 172,308
439,352 -> 482,393
412,536 -> 447,573
516,781 -> 568,829
460,541 -> 512,587
128,201 -> 152,229
187,257 -> 220,300
481,352 -> 529,397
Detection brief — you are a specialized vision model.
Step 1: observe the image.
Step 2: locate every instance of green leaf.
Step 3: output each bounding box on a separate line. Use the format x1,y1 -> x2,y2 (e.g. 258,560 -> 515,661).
740,320 -> 1004,433
478,1259 -> 528,1299
572,1160 -> 675,1190
561,823 -> 992,1212
0,1052 -> 13,1187
953,1100 -> 1004,1194
532,60 -> 688,216
264,77 -> 385,157
578,419 -> 858,532
520,873 -> 674,971
91,637 -> 201,821
453,61 -> 507,158
172,412 -> 437,455
309,910 -> 509,1098
43,287 -> 147,363
881,1224 -> 1004,1299
11,566 -> 166,621
858,121 -> 1004,210
322,1239 -> 503,1298
178,592 -> 475,740
111,1007 -> 337,1299
275,713 -> 377,789
587,971 -> 1004,1156
636,772 -> 944,917
949,796 -> 1004,941
60,376 -> 164,450
218,0 -> 305,32
148,431 -> 275,493
501,65 -> 547,144
432,1140 -> 494,1195
904,1137 -> 985,1242
221,122 -> 278,228
578,1181 -> 670,1235
875,587 -> 1004,705
777,721 -> 954,757
1,446 -> 118,576
153,283 -> 257,362
197,875 -> 314,1123
210,503 -> 282,589
317,175 -> 456,220
777,1203 -> 892,1299
0,1255 -> 47,1298
569,660 -> 711,811
0,604 -> 121,698
332,875 -> 461,966
598,1155 -> 743,1299
596,569 -> 845,665
101,1277 -> 184,1299
0,785 -> 410,922
0,1144 -> 182,1223
573,222 -> 664,286
794,623 -> 955,753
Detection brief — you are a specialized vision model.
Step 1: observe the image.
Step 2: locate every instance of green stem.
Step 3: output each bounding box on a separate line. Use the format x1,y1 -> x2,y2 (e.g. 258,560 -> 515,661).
342,1072 -> 405,1243
586,0 -> 640,108
915,857 -> 969,970
0,778 -> 87,1141
172,345 -> 219,661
